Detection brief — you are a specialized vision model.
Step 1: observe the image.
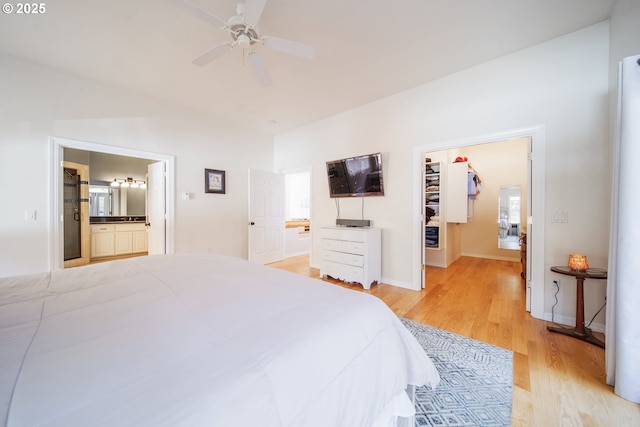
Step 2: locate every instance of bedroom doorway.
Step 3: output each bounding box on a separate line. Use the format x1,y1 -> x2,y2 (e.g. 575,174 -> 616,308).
413,125 -> 545,319
422,138 -> 528,268
248,168 -> 311,263
50,137 -> 176,271
283,168 -> 311,259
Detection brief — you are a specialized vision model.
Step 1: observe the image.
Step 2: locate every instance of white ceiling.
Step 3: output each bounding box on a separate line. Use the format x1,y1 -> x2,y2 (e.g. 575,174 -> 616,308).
0,0 -> 616,136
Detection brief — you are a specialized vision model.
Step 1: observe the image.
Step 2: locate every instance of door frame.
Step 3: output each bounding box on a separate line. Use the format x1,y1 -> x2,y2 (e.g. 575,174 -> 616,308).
412,125 -> 545,320
50,136 -> 175,271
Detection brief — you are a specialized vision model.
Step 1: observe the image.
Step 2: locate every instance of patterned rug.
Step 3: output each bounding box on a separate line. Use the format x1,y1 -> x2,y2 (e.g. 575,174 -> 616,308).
401,318 -> 513,427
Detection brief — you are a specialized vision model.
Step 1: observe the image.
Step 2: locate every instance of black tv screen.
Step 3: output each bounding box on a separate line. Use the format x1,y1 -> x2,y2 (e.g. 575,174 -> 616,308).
326,153 -> 384,198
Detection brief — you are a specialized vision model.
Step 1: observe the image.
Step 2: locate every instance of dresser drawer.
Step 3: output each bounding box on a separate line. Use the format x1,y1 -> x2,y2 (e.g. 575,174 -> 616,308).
91,224 -> 115,233
321,260 -> 365,283
321,227 -> 368,243
322,238 -> 366,255
322,250 -> 364,267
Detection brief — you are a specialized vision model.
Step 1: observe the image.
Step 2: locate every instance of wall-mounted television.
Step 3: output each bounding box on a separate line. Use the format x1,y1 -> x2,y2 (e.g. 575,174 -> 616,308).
326,152 -> 384,198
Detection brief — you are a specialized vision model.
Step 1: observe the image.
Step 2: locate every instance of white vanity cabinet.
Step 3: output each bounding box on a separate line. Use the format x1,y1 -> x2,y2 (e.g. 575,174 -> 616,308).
91,223 -> 147,258
320,226 -> 381,290
90,224 -> 116,258
115,223 -> 148,255
131,225 -> 149,253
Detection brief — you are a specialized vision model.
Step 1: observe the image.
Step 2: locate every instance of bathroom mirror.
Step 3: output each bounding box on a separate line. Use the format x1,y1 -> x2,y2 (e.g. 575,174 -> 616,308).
498,186 -> 521,250
89,184 -> 116,216
89,180 -> 146,217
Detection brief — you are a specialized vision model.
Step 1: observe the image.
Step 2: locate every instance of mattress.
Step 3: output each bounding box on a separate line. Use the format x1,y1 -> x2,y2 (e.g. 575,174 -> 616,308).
0,254 -> 439,427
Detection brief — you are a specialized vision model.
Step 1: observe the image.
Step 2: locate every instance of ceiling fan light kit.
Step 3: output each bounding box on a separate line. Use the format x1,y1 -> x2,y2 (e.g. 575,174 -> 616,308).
236,33 -> 252,48
181,0 -> 315,87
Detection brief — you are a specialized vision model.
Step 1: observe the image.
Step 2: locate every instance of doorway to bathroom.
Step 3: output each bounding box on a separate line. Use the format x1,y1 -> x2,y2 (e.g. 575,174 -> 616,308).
50,137 -> 176,271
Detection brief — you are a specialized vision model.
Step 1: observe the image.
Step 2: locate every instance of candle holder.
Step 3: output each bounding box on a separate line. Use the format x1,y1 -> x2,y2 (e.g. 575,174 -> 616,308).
568,254 -> 589,271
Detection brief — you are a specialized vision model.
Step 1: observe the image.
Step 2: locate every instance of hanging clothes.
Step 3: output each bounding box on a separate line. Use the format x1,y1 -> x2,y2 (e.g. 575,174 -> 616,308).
468,171 -> 477,200
467,165 -> 482,200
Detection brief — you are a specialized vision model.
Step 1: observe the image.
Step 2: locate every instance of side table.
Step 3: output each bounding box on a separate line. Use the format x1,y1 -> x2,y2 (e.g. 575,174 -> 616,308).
547,266 -> 607,349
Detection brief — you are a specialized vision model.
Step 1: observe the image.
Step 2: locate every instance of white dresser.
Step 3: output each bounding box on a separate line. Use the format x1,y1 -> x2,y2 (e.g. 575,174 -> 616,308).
320,226 -> 381,290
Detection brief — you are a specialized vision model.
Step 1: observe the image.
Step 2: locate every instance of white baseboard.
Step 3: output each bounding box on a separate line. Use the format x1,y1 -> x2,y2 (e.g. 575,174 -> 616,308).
461,252 -> 520,263
381,277 -> 419,291
543,312 -> 605,334
424,261 -> 448,268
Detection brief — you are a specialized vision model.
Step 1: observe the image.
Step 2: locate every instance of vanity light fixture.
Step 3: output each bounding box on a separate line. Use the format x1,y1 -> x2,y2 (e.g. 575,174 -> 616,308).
110,177 -> 146,189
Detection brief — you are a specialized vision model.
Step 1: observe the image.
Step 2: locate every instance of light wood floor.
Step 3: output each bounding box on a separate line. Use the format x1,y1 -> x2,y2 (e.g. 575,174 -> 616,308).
88,253 -> 148,265
268,255 -> 640,427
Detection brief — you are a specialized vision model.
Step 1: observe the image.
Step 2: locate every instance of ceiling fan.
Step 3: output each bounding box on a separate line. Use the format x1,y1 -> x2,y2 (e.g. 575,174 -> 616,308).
181,0 -> 315,86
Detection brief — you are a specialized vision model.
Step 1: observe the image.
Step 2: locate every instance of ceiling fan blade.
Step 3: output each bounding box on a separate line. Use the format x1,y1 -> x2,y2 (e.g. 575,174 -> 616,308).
180,0 -> 227,28
262,36 -> 315,60
243,0 -> 268,27
247,51 -> 272,87
193,43 -> 232,67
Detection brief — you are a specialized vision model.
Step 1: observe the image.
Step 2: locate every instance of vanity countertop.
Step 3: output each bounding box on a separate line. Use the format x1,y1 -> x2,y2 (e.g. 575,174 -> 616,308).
90,216 -> 146,224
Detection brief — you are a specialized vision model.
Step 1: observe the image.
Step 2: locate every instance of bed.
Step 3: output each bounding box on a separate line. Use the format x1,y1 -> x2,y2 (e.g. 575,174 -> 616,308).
1,254 -> 439,427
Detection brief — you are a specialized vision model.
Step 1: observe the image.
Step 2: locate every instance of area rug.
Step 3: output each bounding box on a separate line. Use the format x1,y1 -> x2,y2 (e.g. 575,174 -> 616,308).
401,318 -> 513,427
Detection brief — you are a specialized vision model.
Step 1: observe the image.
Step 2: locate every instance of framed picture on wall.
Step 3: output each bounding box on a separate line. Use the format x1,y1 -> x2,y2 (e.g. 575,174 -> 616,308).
205,169 -> 226,194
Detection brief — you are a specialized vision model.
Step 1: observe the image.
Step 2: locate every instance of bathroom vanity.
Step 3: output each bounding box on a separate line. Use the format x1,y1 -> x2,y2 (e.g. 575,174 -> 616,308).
90,217 -> 148,259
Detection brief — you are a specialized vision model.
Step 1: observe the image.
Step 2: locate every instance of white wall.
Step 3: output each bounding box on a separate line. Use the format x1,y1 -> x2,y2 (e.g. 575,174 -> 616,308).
274,23 -> 610,324
613,0 -> 640,50
0,54 -> 273,277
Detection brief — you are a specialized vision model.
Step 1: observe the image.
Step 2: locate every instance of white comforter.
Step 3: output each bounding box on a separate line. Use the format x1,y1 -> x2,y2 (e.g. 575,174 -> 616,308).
1,254 -> 439,427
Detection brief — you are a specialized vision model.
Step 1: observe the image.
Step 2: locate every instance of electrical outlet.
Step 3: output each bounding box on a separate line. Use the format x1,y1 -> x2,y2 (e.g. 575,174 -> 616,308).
552,209 -> 568,223
559,210 -> 568,223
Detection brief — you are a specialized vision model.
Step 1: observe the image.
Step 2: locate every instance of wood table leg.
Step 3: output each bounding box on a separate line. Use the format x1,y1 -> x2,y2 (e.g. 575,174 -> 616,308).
546,276 -> 605,349
575,277 -> 586,335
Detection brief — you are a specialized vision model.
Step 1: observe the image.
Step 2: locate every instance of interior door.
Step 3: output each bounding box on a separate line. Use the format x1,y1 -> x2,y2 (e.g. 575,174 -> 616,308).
248,169 -> 284,264
63,161 -> 90,268
146,161 -> 166,255
525,139 -> 533,312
